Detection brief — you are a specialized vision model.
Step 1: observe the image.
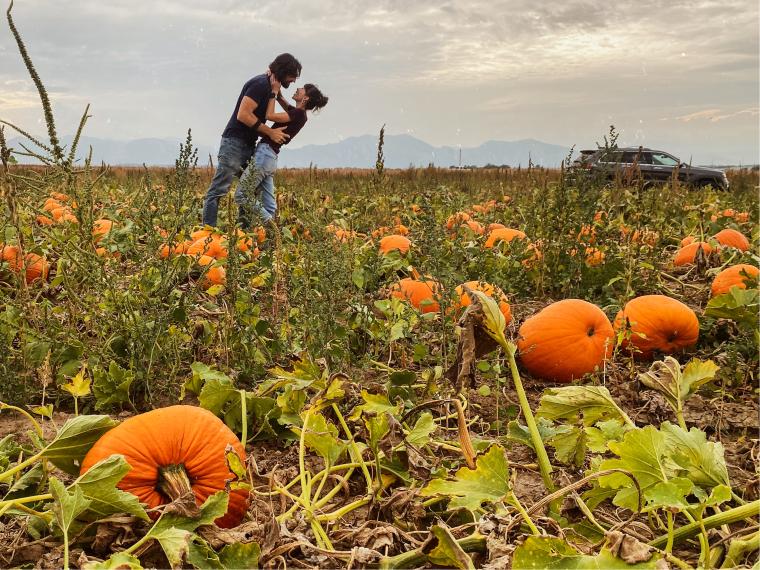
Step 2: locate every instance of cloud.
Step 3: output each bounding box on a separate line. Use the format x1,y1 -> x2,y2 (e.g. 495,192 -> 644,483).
673,107 -> 759,122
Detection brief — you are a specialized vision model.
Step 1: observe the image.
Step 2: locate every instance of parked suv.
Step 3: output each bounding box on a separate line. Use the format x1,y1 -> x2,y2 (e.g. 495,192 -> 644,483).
572,147 -> 729,190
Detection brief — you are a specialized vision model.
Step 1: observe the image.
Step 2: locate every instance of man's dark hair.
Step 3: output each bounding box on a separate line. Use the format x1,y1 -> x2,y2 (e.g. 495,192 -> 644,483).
269,53 -> 302,82
304,84 -> 328,112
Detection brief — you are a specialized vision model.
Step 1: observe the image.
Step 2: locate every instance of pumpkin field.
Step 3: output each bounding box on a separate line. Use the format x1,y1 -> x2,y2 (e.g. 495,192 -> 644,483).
2,7 -> 760,569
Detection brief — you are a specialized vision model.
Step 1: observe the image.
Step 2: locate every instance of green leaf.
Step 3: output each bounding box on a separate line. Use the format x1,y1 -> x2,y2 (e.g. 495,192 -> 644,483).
548,425 -> 586,467
638,357 -> 718,415
349,390 -> 403,421
72,454 -> 149,520
31,404 -> 54,419
643,478 -> 693,511
50,476 -> 91,543
61,367 -> 91,398
661,422 -> 730,489
405,412 -> 436,447
704,287 -> 759,328
598,426 -> 677,511
292,412 -> 346,465
420,444 -> 510,513
427,525 -> 475,569
92,361 -> 134,410
537,386 -> 630,427
199,377 -> 238,416
4,462 -> 44,499
185,362 -> 232,397
150,527 -> 194,568
512,536 -> 662,569
83,552 -> 144,569
218,542 -> 261,569
187,538 -> 223,569
42,415 -> 119,475
586,419 -> 627,453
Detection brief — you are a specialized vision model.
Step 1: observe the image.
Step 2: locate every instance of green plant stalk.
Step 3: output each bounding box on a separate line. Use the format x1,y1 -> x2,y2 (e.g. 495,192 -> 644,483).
332,403 -> 373,489
315,496 -> 371,522
666,511 -> 675,554
509,492 -> 539,536
0,451 -> 44,483
378,532 -> 486,569
503,343 -> 555,494
721,530 -> 760,569
650,500 -> 760,549
239,389 -> 247,445
0,493 -> 53,510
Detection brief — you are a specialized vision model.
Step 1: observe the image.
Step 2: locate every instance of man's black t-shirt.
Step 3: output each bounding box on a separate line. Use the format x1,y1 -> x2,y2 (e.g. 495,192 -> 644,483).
260,107 -> 307,154
222,74 -> 271,146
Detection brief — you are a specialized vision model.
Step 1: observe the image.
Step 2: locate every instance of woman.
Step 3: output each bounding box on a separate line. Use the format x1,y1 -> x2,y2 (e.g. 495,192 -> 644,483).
235,80 -> 329,229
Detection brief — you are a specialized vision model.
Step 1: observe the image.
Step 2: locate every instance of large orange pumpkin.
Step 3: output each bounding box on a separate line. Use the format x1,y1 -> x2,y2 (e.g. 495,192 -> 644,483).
197,255 -> 226,289
80,406 -> 249,528
713,229 -> 749,251
517,299 -> 614,383
379,234 -> 411,255
674,242 -> 713,266
92,219 -> 114,242
23,253 -> 49,284
445,212 -> 471,230
613,295 -> 699,359
389,278 -> 441,313
187,236 -> 228,259
454,281 -> 511,324
711,264 -> 759,297
484,228 -> 527,249
1,244 -> 23,272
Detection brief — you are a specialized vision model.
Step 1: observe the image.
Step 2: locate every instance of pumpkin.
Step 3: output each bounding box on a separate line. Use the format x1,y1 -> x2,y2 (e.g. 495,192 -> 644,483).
394,223 -> 410,236
713,229 -> 749,251
711,264 -> 759,297
92,219 -> 114,242
1,244 -> 23,272
680,236 -> 695,247
487,222 -> 506,232
674,242 -> 712,266
51,192 -> 71,202
191,229 -> 215,241
80,405 -> 249,528
577,224 -> 596,244
159,240 -> 192,259
445,212 -> 471,230
583,247 -> 605,267
43,197 -> 63,212
613,295 -> 699,359
484,228 -> 527,248
517,299 -> 613,383
735,212 -> 749,223
24,253 -> 49,283
51,207 -> 77,224
454,281 -> 511,324
187,236 -> 228,259
389,278 -> 441,313
197,255 -> 226,289
36,215 -> 54,226
379,234 -> 411,255
463,220 -> 485,235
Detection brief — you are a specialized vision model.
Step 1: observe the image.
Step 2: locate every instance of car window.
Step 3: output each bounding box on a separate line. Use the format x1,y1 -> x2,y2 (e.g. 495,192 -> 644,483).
651,152 -> 679,166
599,151 -> 623,163
621,151 -> 648,163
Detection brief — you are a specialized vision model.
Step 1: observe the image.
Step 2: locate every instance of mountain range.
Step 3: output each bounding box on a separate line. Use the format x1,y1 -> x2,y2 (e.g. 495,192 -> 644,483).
7,133 -> 574,168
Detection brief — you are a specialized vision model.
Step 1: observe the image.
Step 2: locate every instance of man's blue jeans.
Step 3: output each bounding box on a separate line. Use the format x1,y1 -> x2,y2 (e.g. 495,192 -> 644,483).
201,137 -> 255,227
236,142 -> 278,228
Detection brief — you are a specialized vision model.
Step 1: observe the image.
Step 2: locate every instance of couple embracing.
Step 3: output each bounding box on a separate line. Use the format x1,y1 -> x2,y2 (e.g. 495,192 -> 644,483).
202,53 -> 328,232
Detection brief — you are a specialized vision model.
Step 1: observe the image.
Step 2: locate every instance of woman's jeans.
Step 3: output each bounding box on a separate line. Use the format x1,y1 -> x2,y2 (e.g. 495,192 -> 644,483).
236,142 -> 278,228
201,137 -> 255,227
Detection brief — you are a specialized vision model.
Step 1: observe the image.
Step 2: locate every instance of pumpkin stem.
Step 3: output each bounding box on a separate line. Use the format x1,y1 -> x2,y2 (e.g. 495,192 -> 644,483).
157,463 -> 195,503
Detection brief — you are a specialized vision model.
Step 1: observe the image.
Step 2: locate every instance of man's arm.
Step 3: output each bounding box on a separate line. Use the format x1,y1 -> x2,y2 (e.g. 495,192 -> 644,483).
236,96 -> 289,144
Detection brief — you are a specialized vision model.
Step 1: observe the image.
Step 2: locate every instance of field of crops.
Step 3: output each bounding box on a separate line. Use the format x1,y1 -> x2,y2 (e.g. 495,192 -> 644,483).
0,125 -> 758,569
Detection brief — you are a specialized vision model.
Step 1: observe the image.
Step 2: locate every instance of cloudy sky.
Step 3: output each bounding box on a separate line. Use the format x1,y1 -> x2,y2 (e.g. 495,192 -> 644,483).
1,0 -> 758,164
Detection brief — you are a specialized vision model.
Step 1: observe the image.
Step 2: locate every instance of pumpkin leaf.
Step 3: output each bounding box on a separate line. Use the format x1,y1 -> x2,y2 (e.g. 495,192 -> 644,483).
185,362 -> 232,398
50,476 -> 91,547
661,422 -> 730,489
72,454 -> 149,520
643,478 -> 693,512
537,386 -> 632,427
186,537 -> 223,569
31,404 -> 54,419
427,524 -> 476,570
349,390 -> 403,421
42,415 -> 119,475
467,289 -> 509,349
61,366 -> 91,398
586,419 -> 627,453
150,527 -> 194,569
218,542 -> 261,569
704,287 -> 758,328
420,444 -> 510,513
292,411 -> 346,465
597,426 -> 678,511
547,425 -> 586,467
199,377 -> 238,416
4,462 -> 44,499
512,535 -> 662,569
83,552 -> 144,570
92,361 -> 134,410
638,357 -> 718,417
405,412 -> 436,447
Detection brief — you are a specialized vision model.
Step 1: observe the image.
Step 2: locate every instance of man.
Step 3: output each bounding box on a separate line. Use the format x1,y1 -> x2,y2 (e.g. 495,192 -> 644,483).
201,53 -> 302,227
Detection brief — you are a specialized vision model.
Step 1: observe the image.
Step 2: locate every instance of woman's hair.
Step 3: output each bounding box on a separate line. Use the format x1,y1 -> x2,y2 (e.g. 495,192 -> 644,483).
304,83 -> 328,112
269,53 -> 302,82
